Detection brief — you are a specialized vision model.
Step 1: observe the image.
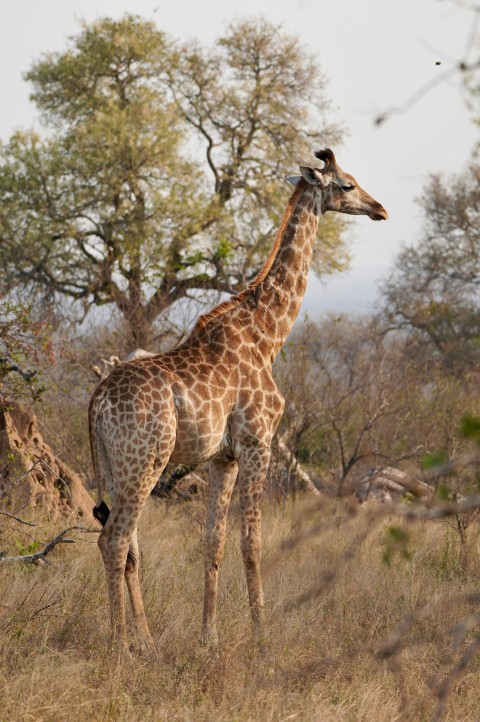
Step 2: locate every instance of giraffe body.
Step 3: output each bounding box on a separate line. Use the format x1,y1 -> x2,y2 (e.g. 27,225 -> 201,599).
89,149 -> 387,650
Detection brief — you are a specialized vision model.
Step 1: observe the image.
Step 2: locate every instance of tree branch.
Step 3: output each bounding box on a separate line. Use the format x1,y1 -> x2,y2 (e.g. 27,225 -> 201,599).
0,510 -> 37,527
0,525 -> 99,565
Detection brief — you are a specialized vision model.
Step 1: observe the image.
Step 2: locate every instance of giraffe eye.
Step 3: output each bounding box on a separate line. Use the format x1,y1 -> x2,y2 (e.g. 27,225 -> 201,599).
342,183 -> 355,192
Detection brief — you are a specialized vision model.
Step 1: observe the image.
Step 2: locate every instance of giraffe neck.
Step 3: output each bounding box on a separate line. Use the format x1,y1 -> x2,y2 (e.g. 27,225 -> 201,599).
254,179 -> 320,360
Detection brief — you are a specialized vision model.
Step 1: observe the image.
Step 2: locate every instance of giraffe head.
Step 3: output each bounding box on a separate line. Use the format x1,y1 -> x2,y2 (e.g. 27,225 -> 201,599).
286,148 -> 387,221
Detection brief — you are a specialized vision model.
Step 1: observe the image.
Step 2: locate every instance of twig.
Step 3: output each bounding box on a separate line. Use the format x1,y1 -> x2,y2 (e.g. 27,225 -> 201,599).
0,525 -> 99,565
0,510 -> 36,527
374,65 -> 462,126
1,457 -> 44,490
374,2 -> 480,126
432,636 -> 480,722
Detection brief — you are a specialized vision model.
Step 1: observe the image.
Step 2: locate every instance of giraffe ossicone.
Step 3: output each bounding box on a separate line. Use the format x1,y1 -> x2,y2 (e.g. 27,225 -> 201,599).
89,148 -> 387,651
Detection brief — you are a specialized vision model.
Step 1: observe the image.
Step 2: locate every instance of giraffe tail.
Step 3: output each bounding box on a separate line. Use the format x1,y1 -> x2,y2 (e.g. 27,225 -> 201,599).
88,393 -> 136,569
88,392 -> 111,523
93,500 -> 110,526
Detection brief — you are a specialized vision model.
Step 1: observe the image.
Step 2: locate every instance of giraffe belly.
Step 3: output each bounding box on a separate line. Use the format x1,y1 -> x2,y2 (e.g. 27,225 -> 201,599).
168,382 -> 233,464
169,421 -> 227,464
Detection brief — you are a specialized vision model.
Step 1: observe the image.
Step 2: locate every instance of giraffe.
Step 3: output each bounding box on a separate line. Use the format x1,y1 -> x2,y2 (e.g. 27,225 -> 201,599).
89,148 -> 387,652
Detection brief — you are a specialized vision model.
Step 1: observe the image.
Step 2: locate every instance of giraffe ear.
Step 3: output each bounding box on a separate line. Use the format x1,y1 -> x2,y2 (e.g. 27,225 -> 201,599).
284,175 -> 302,187
299,166 -> 327,188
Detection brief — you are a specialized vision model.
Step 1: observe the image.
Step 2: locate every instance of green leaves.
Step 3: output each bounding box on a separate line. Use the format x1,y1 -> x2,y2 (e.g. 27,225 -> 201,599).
1,14 -> 344,347
0,298 -> 53,402
382,525 -> 411,567
15,539 -> 40,557
422,451 -> 449,470
26,16 -> 171,124
459,414 -> 480,442
213,238 -> 234,262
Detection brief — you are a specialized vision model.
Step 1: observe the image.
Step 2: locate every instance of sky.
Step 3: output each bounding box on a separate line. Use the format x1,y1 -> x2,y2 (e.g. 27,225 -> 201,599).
0,0 -> 478,317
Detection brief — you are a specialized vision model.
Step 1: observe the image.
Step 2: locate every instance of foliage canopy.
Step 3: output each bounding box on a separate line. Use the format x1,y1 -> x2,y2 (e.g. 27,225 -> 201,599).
0,15 -> 345,349
382,164 -> 480,369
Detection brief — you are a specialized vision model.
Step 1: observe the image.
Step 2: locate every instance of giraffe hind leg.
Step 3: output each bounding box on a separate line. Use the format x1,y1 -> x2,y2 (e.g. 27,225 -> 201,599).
202,454 -> 238,646
98,486 -> 156,652
94,397 -> 176,652
96,454 -> 172,652
94,501 -> 137,571
124,528 -> 156,653
97,512 -> 131,651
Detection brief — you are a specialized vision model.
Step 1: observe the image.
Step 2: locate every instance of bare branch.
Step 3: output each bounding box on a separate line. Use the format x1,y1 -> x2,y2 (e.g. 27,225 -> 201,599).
0,510 -> 36,527
374,64 -> 461,126
374,2 -> 480,126
0,525 -> 99,565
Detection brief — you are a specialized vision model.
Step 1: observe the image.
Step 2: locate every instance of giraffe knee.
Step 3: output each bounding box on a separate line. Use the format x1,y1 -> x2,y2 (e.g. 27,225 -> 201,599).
97,526 -> 132,575
240,538 -> 261,568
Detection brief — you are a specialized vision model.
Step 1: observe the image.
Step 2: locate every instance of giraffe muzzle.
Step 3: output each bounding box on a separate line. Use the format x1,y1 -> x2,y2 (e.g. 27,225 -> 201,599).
369,205 -> 388,221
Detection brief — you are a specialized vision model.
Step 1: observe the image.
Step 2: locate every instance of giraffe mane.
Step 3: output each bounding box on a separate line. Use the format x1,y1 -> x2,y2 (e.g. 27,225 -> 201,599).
194,179 -> 307,331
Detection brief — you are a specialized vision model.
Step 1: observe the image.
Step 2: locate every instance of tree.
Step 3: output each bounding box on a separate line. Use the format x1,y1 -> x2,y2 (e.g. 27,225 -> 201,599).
381,164 -> 480,369
275,313 -> 480,497
274,316 -> 424,492
0,296 -> 53,405
0,15 -> 345,349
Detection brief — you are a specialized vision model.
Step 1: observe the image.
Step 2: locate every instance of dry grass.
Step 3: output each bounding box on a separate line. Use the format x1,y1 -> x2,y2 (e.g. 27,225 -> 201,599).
1,496 -> 480,722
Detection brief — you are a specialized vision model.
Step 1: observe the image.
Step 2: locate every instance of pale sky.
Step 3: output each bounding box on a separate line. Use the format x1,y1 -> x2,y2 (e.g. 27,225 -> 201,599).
0,0 -> 478,316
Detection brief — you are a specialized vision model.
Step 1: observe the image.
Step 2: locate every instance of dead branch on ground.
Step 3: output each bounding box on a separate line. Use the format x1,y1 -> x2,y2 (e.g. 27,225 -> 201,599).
0,525 -> 99,565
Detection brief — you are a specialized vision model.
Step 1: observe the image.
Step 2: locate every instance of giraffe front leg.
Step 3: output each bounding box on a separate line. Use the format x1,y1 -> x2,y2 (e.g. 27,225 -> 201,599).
237,443 -> 271,641
202,455 -> 238,646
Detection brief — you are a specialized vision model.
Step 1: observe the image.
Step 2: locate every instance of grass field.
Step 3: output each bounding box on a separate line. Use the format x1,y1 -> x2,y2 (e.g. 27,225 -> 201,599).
1,495 -> 479,722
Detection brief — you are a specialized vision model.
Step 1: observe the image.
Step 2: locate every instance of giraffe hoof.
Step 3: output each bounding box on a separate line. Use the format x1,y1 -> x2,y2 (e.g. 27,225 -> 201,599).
138,636 -> 157,659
